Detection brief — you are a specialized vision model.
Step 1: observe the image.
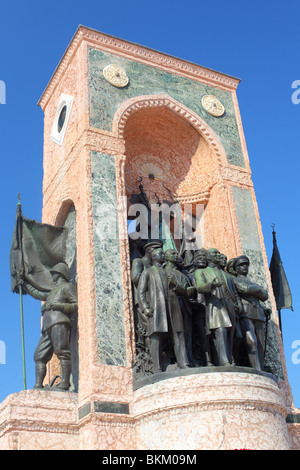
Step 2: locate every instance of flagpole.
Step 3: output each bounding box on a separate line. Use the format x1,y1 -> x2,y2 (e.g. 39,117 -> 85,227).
17,195 -> 27,390
18,284 -> 27,390
278,309 -> 283,341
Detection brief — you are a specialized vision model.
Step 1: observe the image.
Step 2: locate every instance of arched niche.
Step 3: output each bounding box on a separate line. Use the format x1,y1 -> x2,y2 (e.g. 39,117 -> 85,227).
114,96 -> 241,376
113,95 -> 243,261
124,106 -> 208,200
116,96 -> 228,254
56,200 -> 77,286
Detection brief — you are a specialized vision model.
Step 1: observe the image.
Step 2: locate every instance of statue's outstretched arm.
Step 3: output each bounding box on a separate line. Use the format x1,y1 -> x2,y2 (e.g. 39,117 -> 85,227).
23,281 -> 47,301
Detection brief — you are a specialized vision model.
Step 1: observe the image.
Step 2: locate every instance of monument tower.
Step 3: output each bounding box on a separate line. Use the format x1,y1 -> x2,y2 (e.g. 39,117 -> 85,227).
1,26 -> 299,450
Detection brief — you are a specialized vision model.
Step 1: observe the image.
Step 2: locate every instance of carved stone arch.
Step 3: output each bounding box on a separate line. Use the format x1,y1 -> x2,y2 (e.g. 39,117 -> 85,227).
112,94 -> 228,168
112,94 -> 230,213
55,198 -> 75,226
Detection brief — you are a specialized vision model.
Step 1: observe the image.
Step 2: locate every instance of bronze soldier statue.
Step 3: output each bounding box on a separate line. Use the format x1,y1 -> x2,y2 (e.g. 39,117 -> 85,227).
23,262 -> 77,390
231,255 -> 270,370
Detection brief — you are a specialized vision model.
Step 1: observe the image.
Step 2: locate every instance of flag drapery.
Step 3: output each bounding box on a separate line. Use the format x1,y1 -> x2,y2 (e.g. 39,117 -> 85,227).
269,227 -> 293,312
10,203 -> 67,294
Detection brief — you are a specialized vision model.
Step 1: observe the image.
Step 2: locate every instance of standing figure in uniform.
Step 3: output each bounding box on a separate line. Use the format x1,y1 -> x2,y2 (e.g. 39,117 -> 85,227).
232,255 -> 270,370
195,248 -> 241,366
23,262 -> 77,390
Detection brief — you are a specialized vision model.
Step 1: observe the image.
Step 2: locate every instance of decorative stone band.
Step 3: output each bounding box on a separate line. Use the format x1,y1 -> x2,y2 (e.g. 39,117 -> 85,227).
38,26 -> 240,110
133,365 -> 278,389
133,400 -> 287,424
0,419 -> 79,438
132,368 -> 285,417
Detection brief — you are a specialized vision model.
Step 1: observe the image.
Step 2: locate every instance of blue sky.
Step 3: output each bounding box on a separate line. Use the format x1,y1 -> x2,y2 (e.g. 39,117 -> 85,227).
0,0 -> 299,408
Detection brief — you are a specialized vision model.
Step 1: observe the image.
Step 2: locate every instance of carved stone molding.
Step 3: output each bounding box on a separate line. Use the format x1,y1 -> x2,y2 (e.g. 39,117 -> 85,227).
221,165 -> 253,187
0,419 -> 79,437
38,26 -> 240,110
134,400 -> 287,425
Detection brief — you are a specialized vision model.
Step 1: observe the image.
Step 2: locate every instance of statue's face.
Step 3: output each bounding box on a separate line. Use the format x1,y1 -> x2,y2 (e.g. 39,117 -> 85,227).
51,272 -> 64,285
194,254 -> 207,268
236,262 -> 249,276
219,254 -> 227,268
152,248 -> 164,264
145,245 -> 161,259
165,250 -> 178,263
207,249 -> 220,265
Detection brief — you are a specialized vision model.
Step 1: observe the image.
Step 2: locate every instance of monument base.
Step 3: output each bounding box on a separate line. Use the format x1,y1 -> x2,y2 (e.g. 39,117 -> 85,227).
0,369 -> 298,450
0,389 -> 79,450
132,368 -> 291,450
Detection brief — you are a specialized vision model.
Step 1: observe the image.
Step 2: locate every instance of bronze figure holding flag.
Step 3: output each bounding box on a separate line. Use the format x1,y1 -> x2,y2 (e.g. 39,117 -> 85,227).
10,201 -> 77,391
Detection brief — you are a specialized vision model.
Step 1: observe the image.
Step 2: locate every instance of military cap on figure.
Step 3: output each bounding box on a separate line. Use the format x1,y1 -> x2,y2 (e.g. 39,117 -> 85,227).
226,258 -> 237,276
234,255 -> 250,270
50,262 -> 70,281
143,239 -> 163,251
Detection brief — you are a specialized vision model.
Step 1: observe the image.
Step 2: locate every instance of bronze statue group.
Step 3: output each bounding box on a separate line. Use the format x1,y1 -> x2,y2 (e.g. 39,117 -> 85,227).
20,240 -> 271,390
131,240 -> 271,377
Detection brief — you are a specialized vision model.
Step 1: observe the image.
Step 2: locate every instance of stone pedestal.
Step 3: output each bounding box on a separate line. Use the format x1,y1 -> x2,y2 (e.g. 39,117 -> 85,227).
0,369 -> 296,450
132,369 -> 291,450
0,390 -> 79,450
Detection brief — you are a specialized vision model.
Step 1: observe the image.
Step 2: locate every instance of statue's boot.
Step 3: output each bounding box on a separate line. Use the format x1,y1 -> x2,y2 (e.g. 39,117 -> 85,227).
150,334 -> 163,374
245,331 -> 261,370
174,332 -> 189,369
215,327 -> 231,366
55,359 -> 72,390
248,353 -> 261,371
34,361 -> 47,389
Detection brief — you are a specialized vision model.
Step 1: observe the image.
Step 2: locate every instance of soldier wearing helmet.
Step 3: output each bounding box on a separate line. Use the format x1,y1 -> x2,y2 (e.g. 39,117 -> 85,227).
231,255 -> 270,371
23,262 -> 77,391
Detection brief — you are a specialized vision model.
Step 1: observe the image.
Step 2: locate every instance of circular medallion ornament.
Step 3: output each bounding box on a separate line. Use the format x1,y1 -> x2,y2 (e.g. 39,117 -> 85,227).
201,95 -> 225,117
103,64 -> 129,88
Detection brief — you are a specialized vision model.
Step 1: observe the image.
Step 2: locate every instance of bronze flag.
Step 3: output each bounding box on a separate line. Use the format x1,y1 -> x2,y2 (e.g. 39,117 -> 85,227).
10,204 -> 67,294
269,227 -> 293,311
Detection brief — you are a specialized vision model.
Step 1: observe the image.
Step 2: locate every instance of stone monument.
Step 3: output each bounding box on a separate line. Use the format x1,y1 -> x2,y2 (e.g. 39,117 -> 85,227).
1,26 -> 300,450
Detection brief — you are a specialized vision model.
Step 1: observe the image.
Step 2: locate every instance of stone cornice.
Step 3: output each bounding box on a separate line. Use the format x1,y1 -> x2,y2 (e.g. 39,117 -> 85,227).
38,25 -> 241,110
